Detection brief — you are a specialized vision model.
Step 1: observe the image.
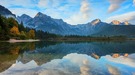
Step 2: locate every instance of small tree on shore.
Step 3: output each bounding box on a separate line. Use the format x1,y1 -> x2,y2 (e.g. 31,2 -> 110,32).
28,29 -> 35,39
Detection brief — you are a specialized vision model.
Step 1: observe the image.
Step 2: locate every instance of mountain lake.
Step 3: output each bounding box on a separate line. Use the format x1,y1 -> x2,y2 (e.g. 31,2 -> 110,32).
0,41 -> 135,75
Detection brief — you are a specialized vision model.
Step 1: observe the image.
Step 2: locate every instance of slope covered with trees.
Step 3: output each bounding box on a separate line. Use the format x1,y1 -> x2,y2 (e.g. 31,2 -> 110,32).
0,15 -> 60,40
0,15 -> 35,40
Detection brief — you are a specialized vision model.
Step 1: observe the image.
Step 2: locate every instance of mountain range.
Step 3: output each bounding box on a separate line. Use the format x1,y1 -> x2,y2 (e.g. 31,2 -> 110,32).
1,5 -> 135,37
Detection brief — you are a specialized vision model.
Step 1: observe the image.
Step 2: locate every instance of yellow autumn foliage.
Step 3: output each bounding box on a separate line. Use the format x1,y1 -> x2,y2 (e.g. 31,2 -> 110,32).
10,26 -> 20,36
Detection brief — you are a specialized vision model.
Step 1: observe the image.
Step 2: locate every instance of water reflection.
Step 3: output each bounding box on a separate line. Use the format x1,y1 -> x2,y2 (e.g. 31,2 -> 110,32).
0,42 -> 36,55
0,54 -> 18,73
0,41 -> 135,74
0,42 -> 37,72
1,53 -> 135,75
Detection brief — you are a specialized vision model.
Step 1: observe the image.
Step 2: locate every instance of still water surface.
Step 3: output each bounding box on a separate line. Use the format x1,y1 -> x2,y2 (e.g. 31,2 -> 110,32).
0,41 -> 135,75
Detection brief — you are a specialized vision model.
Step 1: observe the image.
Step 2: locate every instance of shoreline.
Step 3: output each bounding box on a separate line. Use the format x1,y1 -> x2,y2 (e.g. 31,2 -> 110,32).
7,39 -> 40,43
1,37 -> 135,43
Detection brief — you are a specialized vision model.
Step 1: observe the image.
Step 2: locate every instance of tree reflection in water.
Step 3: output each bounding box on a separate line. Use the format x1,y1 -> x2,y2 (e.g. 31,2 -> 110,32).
0,41 -> 135,75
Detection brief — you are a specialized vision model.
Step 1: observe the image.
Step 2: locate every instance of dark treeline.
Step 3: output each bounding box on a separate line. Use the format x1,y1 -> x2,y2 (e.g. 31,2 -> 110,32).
36,31 -> 127,41
35,30 -> 61,39
35,28 -> 127,41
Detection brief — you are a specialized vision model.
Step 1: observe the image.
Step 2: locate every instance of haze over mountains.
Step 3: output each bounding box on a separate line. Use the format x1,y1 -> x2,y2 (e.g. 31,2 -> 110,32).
0,5 -> 16,18
1,5 -> 135,37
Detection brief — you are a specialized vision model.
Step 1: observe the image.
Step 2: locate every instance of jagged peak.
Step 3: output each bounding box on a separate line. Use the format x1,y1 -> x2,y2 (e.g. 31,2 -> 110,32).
91,19 -> 101,25
34,12 -> 51,19
20,14 -> 31,18
123,21 -> 129,25
21,14 -> 29,16
35,12 -> 45,17
111,20 -> 121,25
37,12 -> 44,15
110,20 -> 130,25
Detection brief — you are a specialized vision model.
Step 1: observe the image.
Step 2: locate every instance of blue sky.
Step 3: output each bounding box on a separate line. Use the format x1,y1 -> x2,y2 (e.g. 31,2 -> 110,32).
0,0 -> 135,25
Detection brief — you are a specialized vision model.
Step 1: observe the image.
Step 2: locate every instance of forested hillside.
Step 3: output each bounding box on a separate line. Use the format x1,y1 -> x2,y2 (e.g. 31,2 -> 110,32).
0,15 -> 35,40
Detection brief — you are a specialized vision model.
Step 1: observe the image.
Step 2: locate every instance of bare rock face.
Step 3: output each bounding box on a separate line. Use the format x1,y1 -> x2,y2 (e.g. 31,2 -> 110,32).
123,21 -> 129,25
111,20 -> 121,25
111,20 -> 130,25
91,19 -> 101,25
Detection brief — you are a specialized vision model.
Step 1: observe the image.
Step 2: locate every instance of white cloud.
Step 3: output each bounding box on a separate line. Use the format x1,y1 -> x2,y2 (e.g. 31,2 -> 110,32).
107,65 -> 120,75
105,54 -> 135,67
37,0 -> 89,25
38,0 -> 72,8
108,0 -> 126,13
108,4 -> 120,13
0,0 -> 90,25
0,0 -> 36,8
9,8 -> 38,17
134,0 -> 135,5
65,0 -> 91,25
38,0 -> 50,8
38,0 -> 80,19
38,0 -> 62,8
64,13 -> 87,25
80,0 -> 90,19
106,11 -> 135,24
38,0 -> 91,25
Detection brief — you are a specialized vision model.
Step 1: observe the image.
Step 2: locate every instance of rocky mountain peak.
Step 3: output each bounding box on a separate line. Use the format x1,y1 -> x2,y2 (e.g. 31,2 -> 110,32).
35,12 -> 45,17
34,12 -> 51,20
123,21 -> 129,25
21,14 -> 30,17
111,20 -> 121,25
91,19 -> 101,25
19,14 -> 32,20
17,14 -> 32,25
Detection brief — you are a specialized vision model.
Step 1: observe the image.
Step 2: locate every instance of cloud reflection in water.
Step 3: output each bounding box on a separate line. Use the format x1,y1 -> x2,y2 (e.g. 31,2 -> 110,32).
1,53 -> 135,75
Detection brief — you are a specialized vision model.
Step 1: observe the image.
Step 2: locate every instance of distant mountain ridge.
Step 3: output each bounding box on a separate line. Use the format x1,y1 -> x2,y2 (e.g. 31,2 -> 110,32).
0,5 -> 135,37
110,20 -> 130,25
0,5 -> 16,18
16,12 -> 110,35
18,12 -> 134,36
17,14 -> 32,26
